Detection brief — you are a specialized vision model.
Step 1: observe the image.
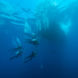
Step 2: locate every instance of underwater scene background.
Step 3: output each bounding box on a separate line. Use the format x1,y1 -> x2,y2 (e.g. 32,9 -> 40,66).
0,0 -> 78,78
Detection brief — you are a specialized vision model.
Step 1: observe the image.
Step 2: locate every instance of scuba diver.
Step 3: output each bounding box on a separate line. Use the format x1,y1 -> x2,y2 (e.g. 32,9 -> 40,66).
25,33 -> 39,46
27,38 -> 39,46
24,51 -> 37,63
10,46 -> 23,60
10,50 -> 23,60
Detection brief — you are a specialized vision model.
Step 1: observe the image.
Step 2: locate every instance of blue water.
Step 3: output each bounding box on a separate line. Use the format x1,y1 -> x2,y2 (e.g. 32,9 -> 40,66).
0,0 -> 78,78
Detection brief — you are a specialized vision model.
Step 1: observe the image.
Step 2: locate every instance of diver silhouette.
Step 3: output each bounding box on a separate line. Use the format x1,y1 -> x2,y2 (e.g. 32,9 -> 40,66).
10,45 -> 23,60
24,51 -> 37,63
28,38 -> 39,46
25,33 -> 39,46
10,50 -> 23,60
